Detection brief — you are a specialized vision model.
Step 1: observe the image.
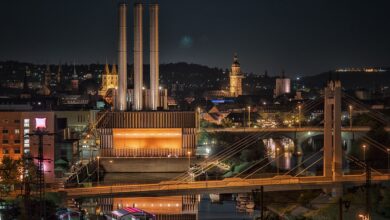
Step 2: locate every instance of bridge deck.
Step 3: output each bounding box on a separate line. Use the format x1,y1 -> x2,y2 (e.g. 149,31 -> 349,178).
205,127 -> 390,133
62,174 -> 390,198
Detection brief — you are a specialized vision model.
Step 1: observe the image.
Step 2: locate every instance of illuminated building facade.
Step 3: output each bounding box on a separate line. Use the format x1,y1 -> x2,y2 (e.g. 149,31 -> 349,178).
0,111 -> 55,183
99,63 -> 118,100
274,72 -> 291,98
229,54 -> 244,97
97,111 -> 196,158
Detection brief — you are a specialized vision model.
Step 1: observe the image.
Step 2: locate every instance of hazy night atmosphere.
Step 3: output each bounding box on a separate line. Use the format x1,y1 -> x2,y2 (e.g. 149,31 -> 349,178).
0,0 -> 390,219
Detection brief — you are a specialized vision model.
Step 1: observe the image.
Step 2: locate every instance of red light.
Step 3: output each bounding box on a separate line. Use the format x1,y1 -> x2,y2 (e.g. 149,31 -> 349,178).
35,118 -> 47,129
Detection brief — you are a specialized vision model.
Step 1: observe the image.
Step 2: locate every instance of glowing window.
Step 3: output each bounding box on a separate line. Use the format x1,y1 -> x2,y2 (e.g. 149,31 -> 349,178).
35,118 -> 46,129
24,119 -> 30,127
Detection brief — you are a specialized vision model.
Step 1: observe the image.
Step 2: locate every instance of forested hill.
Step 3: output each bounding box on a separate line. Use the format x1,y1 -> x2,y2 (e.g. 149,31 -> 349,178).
301,70 -> 390,89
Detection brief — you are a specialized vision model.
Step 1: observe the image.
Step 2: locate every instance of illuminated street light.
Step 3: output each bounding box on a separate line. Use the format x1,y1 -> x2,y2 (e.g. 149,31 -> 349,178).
276,147 -> 280,176
298,104 -> 302,128
187,151 -> 192,169
362,145 -> 367,162
349,105 -> 353,130
97,156 -> 100,185
247,106 -> 251,128
387,148 -> 390,173
197,107 -> 201,132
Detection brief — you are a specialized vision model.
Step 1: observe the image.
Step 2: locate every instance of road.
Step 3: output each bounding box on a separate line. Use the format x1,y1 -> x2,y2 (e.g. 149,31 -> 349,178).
62,174 -> 390,198
204,126 -> 390,133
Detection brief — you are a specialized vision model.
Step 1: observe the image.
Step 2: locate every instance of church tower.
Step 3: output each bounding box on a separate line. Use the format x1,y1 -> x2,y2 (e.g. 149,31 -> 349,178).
39,64 -> 51,96
56,64 -> 62,86
99,62 -> 118,97
71,63 -> 79,92
229,54 -> 244,97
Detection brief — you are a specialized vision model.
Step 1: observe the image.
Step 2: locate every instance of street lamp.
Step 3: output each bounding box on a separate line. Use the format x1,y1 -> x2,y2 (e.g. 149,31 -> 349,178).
97,156 -> 100,185
387,148 -> 390,173
362,145 -> 367,162
276,147 -> 280,176
247,106 -> 251,128
349,105 -> 353,130
298,105 -> 302,128
197,107 -> 201,132
187,151 -> 192,169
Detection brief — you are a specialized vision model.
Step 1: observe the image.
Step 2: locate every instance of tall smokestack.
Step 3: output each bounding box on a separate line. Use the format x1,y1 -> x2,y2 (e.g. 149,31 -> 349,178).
133,3 -> 143,111
117,3 -> 128,111
149,3 -> 159,110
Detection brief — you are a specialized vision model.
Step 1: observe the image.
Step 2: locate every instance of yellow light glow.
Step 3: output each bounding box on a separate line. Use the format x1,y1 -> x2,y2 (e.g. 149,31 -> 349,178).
113,128 -> 182,150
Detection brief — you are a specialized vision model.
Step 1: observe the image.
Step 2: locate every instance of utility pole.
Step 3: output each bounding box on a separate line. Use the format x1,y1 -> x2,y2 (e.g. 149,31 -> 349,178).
365,161 -> 371,219
252,186 -> 265,220
339,198 -> 343,220
339,198 -> 351,220
387,148 -> 390,174
26,119 -> 55,220
261,186 -> 264,220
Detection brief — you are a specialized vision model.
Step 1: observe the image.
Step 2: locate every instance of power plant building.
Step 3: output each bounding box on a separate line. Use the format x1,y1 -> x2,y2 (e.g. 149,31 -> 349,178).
96,2 -> 197,172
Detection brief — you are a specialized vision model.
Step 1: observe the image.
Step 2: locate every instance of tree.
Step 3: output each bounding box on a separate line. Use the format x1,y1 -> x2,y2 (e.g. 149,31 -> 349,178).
0,156 -> 22,196
221,118 -> 233,128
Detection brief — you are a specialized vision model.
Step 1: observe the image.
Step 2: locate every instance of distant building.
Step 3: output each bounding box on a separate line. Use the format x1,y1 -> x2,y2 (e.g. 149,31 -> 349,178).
38,65 -> 51,96
229,54 -> 244,97
274,72 -> 291,98
99,63 -> 118,99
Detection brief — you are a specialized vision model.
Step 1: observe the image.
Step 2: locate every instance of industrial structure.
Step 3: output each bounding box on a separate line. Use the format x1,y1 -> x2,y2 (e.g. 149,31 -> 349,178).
94,2 -> 196,172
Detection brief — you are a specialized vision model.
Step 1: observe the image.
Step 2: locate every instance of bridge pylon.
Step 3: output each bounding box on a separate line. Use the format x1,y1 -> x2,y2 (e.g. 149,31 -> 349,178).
324,80 -> 343,181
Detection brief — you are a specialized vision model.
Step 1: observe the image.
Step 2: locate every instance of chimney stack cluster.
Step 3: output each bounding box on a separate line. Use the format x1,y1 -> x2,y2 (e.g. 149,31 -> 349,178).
116,2 -> 160,111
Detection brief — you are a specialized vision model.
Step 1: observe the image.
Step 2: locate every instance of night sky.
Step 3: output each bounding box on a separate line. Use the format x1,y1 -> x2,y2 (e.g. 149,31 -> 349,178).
1,0 -> 390,76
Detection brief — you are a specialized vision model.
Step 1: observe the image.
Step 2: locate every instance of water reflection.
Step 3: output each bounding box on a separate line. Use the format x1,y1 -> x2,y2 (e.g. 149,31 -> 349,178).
264,137 -> 295,170
79,194 -> 258,220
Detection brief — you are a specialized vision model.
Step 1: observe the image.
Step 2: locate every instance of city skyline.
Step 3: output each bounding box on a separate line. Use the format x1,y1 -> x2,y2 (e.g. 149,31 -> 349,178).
1,0 -> 390,76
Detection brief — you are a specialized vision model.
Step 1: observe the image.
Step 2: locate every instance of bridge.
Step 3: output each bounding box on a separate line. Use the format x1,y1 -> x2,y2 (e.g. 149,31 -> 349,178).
62,80 -> 390,200
205,127 -> 390,133
62,174 -> 390,198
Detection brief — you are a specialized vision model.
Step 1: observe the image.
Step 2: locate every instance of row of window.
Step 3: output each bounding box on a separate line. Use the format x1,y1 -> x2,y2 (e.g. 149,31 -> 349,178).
1,129 -> 20,134
1,139 -> 21,144
1,119 -> 21,124
1,148 -> 21,154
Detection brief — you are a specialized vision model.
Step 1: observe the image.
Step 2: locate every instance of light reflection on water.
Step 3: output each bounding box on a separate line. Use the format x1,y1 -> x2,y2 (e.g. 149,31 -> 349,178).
80,194 -> 258,220
264,137 -> 295,170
